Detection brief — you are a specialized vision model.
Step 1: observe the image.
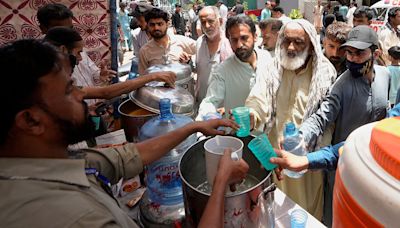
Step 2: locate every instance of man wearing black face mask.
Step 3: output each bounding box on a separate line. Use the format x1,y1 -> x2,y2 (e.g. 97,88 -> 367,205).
299,25 -> 390,226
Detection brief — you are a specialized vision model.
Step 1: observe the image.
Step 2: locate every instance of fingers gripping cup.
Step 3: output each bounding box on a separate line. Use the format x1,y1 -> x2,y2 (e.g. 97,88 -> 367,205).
232,107 -> 251,137
248,134 -> 277,170
204,136 -> 244,186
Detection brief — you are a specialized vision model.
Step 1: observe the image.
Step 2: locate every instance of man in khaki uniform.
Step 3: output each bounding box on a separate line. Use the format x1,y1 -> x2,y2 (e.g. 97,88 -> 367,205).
0,39 -> 248,228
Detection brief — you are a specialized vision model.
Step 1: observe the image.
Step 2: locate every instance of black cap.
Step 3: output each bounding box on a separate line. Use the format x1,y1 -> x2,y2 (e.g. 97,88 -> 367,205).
341,25 -> 378,50
130,3 -> 153,17
175,3 -> 181,7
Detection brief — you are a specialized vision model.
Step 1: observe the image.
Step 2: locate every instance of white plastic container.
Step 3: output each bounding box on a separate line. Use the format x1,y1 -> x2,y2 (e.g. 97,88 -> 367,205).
333,118 -> 400,227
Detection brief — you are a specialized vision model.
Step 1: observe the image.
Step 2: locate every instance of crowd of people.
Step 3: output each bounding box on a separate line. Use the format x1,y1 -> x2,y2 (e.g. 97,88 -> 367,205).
1,0 -> 400,227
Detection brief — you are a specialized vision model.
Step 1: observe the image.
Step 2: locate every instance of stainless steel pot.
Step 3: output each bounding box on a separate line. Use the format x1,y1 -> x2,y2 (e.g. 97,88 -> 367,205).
129,86 -> 194,116
118,99 -> 157,142
144,63 -> 195,97
179,135 -> 276,228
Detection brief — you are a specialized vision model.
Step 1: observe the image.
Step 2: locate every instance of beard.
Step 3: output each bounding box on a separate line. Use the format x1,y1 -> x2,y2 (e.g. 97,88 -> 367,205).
329,56 -> 345,65
40,101 -> 95,145
203,27 -> 219,39
150,29 -> 167,39
280,44 -> 310,71
235,43 -> 255,62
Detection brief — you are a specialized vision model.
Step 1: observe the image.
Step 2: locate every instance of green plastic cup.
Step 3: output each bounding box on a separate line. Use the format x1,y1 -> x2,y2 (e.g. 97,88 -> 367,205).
232,107 -> 251,137
248,134 -> 277,170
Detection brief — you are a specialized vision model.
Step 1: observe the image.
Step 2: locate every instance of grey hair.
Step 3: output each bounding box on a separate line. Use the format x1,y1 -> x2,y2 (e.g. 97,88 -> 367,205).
199,6 -> 221,19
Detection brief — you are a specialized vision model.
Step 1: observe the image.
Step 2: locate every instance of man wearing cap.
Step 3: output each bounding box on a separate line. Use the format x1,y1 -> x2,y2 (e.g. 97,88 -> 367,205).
299,25 -> 390,226
131,3 -> 153,58
172,3 -> 186,35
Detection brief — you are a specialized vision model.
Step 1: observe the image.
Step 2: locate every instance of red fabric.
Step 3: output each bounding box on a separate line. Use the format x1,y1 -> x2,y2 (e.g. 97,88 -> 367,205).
0,0 -> 111,66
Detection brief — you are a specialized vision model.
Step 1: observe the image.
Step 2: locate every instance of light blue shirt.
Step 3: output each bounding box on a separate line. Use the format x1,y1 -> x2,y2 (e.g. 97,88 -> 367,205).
261,8 -> 271,20
197,48 -> 272,119
388,65 -> 400,104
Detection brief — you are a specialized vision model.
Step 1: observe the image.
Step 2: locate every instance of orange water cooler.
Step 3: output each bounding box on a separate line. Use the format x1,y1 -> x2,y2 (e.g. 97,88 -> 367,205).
333,118 -> 400,227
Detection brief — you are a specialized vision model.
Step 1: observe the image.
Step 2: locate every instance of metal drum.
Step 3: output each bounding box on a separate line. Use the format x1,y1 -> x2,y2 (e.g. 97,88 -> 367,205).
179,135 -> 276,228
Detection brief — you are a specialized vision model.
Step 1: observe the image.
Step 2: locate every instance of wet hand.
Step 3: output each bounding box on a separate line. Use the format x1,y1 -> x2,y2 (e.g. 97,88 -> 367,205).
269,149 -> 309,173
195,119 -> 239,136
216,148 -> 249,186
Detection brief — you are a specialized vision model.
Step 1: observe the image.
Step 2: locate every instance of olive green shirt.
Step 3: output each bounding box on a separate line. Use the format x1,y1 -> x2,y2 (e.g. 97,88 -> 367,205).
0,143 -> 143,228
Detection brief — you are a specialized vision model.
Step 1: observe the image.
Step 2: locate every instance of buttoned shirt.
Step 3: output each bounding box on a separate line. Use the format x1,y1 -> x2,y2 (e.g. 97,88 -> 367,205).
195,34 -> 233,102
0,144 -> 143,228
197,48 -> 272,119
138,34 -> 196,74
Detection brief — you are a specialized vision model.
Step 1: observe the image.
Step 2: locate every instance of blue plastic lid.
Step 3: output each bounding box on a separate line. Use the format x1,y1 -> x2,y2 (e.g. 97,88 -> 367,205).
284,122 -> 298,137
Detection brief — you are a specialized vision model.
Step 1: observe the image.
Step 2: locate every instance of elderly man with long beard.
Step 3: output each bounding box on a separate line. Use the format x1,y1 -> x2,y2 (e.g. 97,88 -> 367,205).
195,6 -> 233,103
245,19 -> 337,219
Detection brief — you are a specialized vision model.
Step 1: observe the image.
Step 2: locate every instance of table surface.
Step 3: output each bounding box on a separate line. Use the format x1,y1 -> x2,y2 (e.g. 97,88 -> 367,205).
274,188 -> 326,228
120,187 -> 326,227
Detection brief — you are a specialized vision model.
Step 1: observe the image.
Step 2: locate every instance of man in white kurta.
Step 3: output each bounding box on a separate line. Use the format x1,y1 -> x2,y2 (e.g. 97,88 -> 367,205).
197,15 -> 271,120
246,19 -> 337,220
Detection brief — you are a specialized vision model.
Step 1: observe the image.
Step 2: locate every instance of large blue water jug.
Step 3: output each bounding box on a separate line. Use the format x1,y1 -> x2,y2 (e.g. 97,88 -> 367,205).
283,122 -> 307,178
139,98 -> 196,205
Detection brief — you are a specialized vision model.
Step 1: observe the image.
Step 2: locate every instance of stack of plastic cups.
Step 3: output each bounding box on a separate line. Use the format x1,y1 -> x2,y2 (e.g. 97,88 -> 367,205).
248,134 -> 277,170
232,107 -> 251,137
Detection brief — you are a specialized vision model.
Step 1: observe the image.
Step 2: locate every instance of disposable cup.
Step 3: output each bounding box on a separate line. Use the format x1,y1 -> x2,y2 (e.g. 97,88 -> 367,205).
248,134 -> 277,170
232,107 -> 251,137
91,116 -> 101,130
291,209 -> 308,228
204,136 -> 243,186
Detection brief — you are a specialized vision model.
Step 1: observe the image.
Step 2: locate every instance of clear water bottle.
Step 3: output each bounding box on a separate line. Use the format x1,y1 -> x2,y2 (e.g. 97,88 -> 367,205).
139,98 -> 196,206
282,122 -> 307,178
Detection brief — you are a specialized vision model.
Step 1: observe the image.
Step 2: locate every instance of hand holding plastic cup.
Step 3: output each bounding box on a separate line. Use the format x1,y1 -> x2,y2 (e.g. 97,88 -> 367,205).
204,136 -> 244,187
232,107 -> 251,137
291,209 -> 308,228
248,134 -> 277,170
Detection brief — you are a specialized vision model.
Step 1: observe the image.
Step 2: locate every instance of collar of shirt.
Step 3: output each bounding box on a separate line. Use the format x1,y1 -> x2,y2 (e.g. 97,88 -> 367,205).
386,22 -> 400,38
0,158 -> 90,187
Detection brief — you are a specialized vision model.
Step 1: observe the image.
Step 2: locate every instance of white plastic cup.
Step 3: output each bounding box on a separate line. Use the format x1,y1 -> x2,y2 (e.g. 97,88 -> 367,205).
204,136 -> 244,187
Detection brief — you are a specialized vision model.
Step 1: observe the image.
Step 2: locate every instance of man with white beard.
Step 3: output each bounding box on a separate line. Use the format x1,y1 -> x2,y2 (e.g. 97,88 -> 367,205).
245,19 -> 337,219
195,6 -> 233,103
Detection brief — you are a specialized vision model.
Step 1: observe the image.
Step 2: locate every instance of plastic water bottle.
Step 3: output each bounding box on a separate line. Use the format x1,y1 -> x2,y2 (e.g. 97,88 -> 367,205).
139,98 -> 196,205
282,122 -> 307,178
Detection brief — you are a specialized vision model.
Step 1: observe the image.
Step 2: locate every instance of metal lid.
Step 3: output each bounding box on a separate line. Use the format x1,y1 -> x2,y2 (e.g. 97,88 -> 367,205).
144,63 -> 192,83
129,85 -> 194,115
